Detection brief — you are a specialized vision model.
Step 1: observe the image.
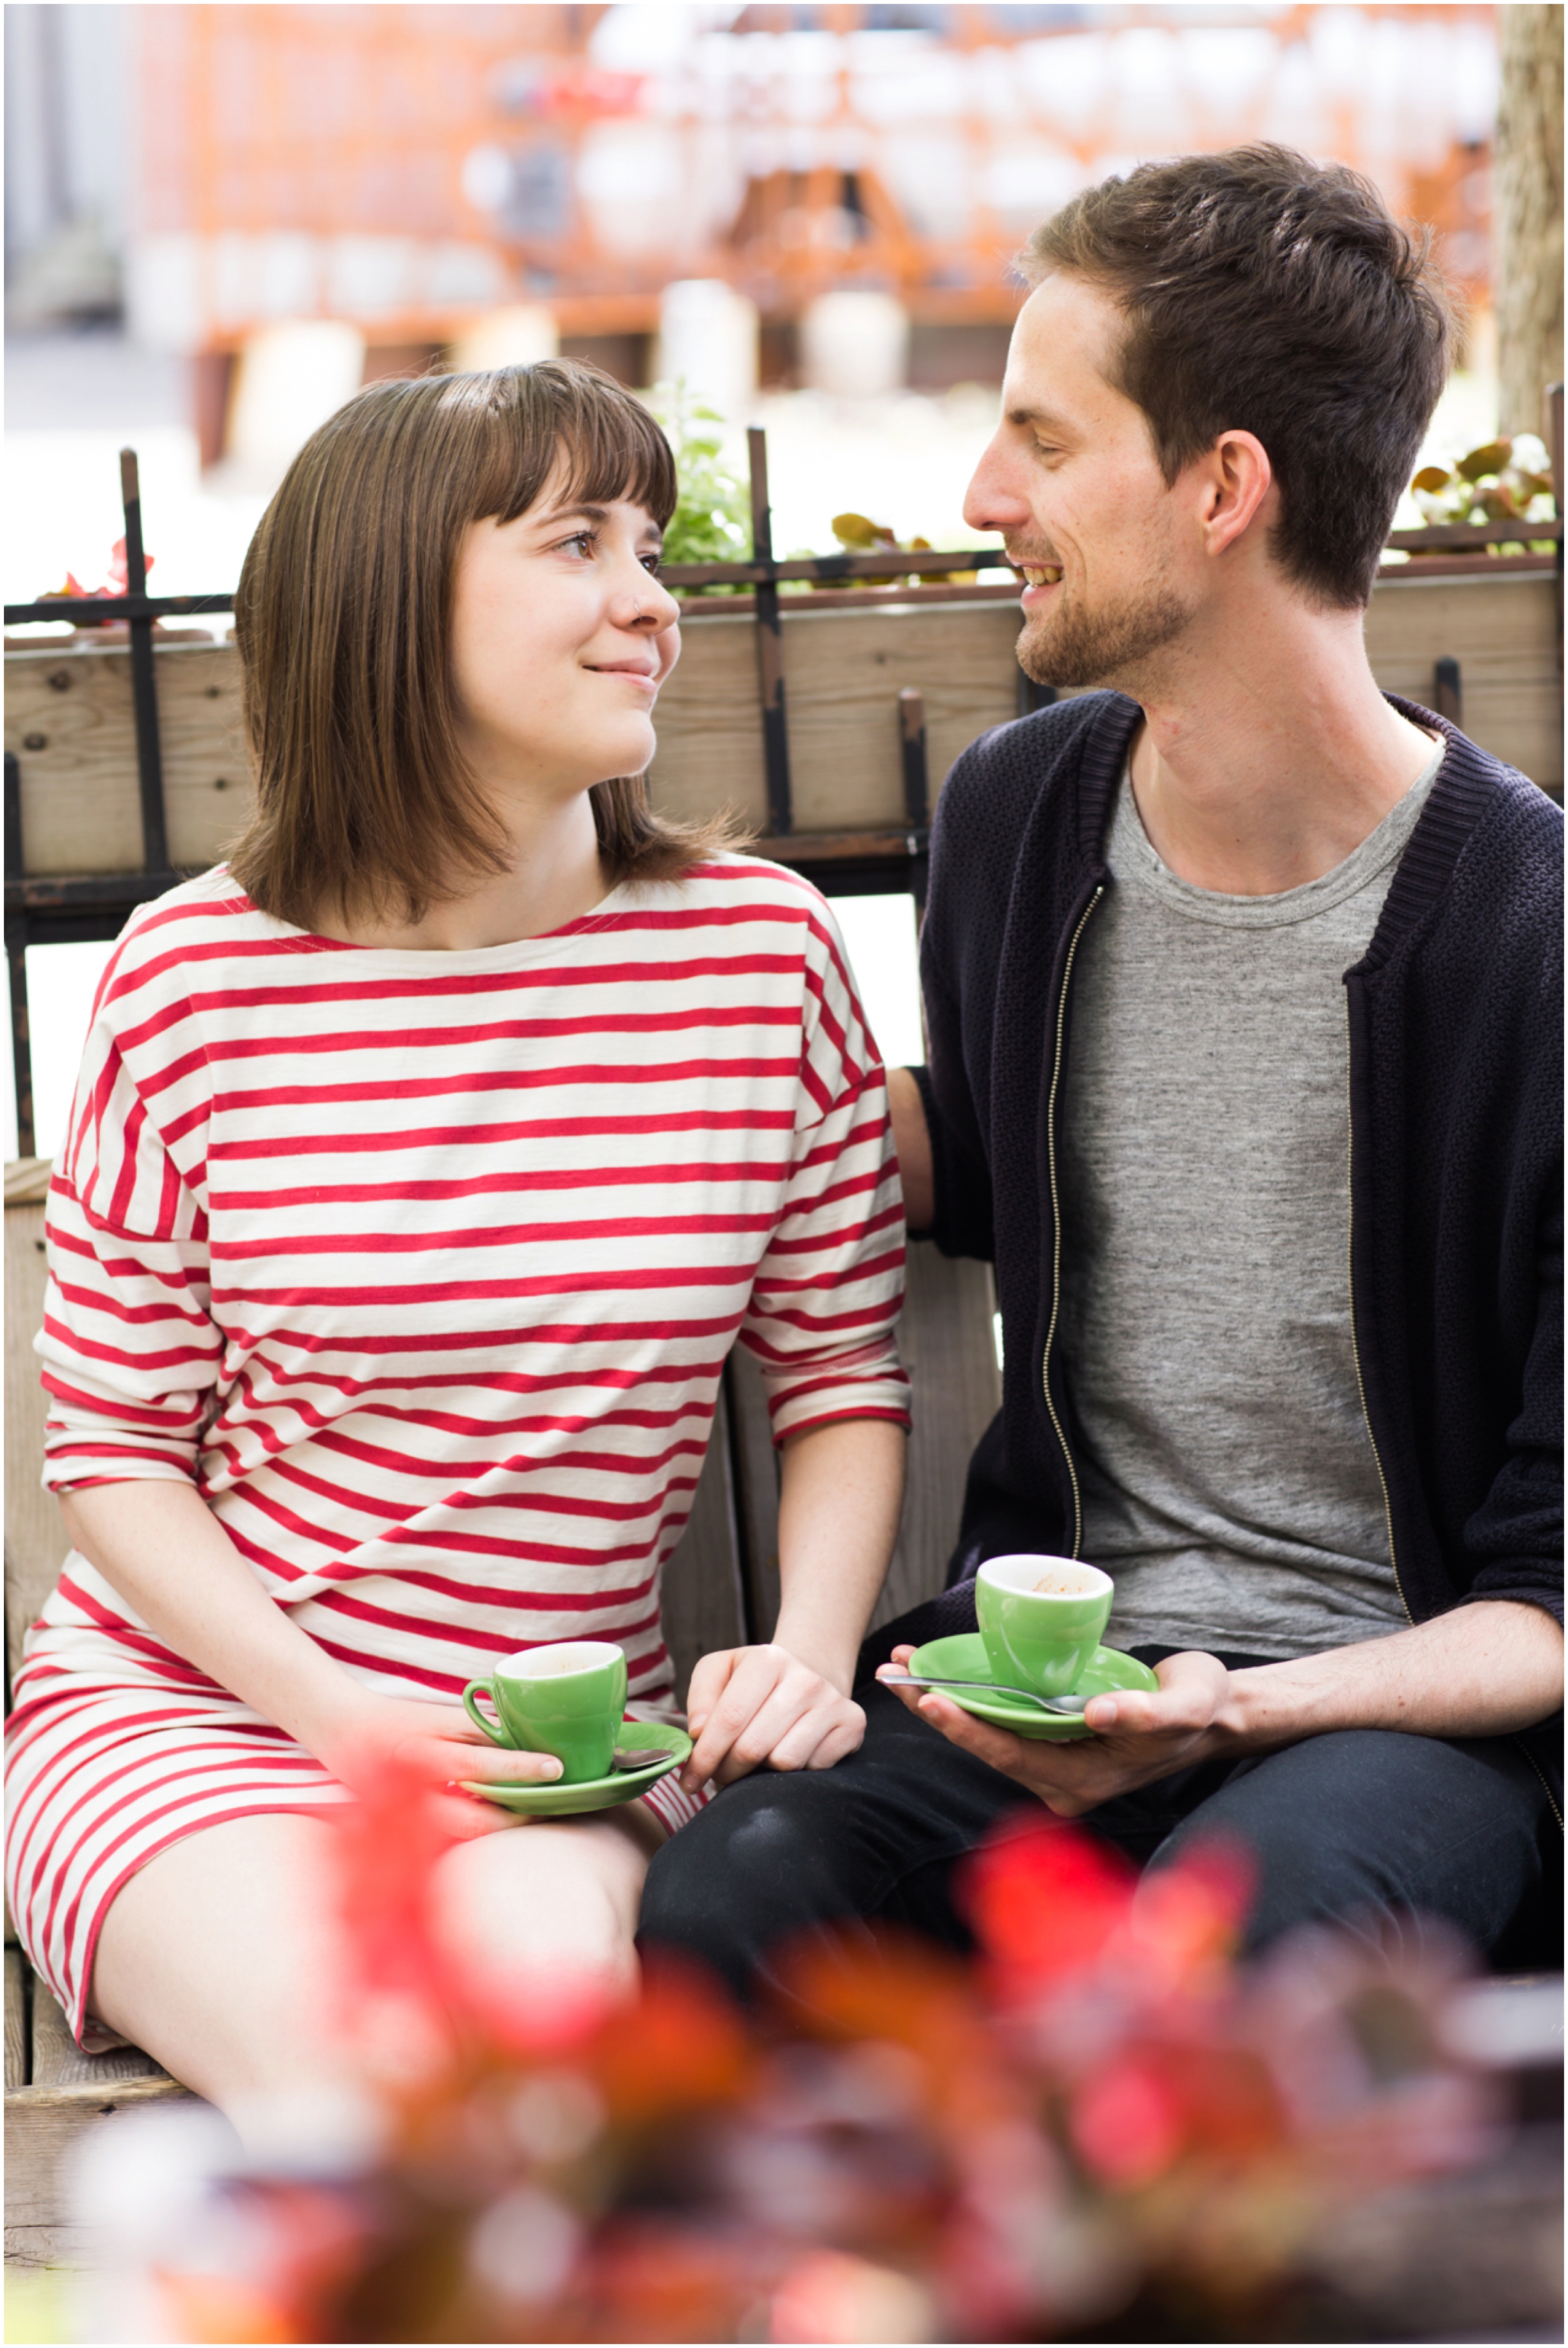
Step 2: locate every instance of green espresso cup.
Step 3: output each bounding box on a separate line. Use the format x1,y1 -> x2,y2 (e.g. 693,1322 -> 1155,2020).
975,1555 -> 1114,1698
462,1641 -> 629,1784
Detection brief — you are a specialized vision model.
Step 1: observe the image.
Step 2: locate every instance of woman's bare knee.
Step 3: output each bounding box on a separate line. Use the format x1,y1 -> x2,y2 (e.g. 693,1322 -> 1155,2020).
431,1813 -> 655,2006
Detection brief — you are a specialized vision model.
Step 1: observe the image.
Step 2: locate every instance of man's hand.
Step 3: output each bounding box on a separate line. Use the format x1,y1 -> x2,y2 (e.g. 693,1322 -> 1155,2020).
680,1644 -> 866,1794
877,1644 -> 1235,1816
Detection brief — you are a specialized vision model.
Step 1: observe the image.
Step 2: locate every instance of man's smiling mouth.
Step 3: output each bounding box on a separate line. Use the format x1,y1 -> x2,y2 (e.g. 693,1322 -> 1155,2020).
1017,565 -> 1064,587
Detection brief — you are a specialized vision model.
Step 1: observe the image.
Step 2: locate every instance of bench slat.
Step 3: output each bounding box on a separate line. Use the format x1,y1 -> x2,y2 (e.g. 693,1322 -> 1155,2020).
870,1246 -> 1001,1634
660,1381 -> 746,1704
727,1348 -> 782,1641
6,2077 -> 200,2272
5,1179 -> 67,1688
29,1981 -> 171,2093
5,1947 -> 25,2094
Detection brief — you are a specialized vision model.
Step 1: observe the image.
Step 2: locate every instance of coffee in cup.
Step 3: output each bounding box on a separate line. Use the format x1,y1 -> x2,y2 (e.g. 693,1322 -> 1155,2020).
974,1555 -> 1113,1698
463,1641 -> 629,1783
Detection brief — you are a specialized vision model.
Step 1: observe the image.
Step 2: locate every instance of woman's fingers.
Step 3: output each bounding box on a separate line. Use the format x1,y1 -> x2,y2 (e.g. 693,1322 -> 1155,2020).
767,1697 -> 865,1774
684,1647 -> 740,1736
687,1655 -> 863,1786
432,1740 -> 564,1786
682,1649 -> 787,1786
431,1789 -> 532,1839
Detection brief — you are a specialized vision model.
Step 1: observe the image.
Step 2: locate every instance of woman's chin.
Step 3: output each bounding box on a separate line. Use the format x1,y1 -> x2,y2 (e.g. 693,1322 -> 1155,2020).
595,718 -> 659,782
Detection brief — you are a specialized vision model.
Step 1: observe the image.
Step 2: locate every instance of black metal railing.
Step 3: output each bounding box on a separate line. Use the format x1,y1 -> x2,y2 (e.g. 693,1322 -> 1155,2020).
5,397 -> 1562,1161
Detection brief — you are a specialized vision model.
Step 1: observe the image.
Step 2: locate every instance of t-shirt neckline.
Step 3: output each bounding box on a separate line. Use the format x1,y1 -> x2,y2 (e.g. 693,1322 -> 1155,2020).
1114,741 -> 1445,929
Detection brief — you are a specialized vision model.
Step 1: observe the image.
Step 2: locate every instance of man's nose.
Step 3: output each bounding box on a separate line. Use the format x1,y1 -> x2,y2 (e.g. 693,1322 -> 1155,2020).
964,442 -> 1034,539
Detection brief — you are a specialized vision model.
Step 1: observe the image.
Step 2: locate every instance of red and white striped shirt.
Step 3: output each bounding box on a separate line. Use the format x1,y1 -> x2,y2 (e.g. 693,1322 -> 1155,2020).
7,854 -> 907,2040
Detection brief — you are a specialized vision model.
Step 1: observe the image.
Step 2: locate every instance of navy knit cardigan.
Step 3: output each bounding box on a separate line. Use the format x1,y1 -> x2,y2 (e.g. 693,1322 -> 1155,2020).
885,689 -> 1563,1813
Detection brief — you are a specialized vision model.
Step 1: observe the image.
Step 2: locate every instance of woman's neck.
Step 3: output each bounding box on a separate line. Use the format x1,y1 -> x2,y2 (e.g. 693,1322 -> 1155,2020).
315,785 -> 611,951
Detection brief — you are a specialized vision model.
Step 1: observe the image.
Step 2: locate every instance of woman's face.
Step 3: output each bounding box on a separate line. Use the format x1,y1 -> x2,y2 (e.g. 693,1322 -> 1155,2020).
449,471 -> 683,799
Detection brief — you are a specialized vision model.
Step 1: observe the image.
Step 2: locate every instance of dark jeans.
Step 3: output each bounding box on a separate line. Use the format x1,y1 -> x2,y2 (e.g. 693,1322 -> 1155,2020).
638,1649 -> 1553,2006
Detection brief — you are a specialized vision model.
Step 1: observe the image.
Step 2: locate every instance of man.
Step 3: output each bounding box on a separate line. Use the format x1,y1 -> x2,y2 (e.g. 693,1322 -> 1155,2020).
640,146 -> 1562,1996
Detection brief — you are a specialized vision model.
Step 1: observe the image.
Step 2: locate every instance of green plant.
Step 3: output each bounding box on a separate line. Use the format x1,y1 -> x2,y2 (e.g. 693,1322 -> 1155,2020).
831,510 -> 966,586
1407,433 -> 1557,557
643,382 -> 751,586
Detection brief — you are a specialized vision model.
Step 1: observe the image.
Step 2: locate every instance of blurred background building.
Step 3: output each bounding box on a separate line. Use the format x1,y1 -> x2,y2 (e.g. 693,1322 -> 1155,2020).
7,5 -> 1511,449
9,1 -> 1557,590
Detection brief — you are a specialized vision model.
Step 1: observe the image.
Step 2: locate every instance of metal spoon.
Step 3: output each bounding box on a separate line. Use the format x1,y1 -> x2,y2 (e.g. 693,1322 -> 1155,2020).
879,1668 -> 1089,1715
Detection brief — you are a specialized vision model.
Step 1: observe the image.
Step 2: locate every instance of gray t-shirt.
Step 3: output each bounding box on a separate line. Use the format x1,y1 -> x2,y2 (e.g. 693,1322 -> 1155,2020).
1058,747 -> 1441,1659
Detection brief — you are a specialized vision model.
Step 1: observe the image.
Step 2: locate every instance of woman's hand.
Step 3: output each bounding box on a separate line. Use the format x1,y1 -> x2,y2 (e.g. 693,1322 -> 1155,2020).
679,1644 -> 866,1794
317,1689 -> 569,1840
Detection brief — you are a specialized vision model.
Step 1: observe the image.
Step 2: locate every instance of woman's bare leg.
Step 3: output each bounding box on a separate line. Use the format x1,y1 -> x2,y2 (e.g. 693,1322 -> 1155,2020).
430,1800 -> 666,2017
88,1803 -> 667,2126
88,1812 -> 351,2113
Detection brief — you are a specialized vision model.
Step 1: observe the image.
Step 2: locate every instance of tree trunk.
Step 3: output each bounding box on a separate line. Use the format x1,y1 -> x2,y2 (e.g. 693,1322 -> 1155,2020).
1494,5 -> 1564,441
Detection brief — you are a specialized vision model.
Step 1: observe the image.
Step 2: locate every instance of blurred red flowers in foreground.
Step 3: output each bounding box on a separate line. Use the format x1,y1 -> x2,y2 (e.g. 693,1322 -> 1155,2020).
67,1770 -> 1551,2345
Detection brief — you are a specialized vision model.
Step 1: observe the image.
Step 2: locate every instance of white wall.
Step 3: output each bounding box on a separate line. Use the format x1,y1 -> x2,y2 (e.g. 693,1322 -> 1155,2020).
4,3 -> 129,269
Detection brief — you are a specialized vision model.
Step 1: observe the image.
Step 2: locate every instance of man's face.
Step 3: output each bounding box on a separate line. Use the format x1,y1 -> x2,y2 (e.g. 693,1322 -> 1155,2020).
965,271 -> 1199,691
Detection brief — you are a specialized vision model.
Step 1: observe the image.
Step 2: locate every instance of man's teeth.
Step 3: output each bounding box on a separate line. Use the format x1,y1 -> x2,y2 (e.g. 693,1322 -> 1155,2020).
1021,565 -> 1063,586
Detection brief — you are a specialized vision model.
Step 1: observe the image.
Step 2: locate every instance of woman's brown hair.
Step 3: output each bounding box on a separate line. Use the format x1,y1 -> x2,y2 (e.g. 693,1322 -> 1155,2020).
229,359 -> 743,931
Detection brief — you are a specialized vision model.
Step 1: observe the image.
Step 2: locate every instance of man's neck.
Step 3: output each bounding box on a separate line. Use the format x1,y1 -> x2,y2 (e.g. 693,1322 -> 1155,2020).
1123,601 -> 1439,897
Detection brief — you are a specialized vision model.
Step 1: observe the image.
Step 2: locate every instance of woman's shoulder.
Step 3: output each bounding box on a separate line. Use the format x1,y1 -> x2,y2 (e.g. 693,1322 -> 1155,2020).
112,866 -> 309,956
97,867 -> 331,1027
644,849 -> 840,933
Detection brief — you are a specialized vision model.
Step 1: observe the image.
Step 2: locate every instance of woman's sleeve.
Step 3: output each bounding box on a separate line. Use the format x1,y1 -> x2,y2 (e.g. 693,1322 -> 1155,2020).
36,1001 -> 220,1492
737,896 -> 910,1444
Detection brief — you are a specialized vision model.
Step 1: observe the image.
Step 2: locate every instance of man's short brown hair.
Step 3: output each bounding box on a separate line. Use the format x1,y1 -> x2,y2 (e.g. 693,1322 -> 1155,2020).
1022,144 -> 1456,608
230,359 -> 738,933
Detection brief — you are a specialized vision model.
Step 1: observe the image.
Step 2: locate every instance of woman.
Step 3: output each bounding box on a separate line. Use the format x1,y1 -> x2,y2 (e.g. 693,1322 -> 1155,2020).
5,362 -> 908,2124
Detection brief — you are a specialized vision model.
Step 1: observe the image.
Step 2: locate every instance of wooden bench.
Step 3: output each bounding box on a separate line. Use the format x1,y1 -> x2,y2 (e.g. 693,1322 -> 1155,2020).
3,1151 -> 1000,2271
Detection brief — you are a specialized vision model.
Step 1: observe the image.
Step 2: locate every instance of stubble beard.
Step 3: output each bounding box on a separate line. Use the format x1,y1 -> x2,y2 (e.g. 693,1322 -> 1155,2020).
1016,574 -> 1198,694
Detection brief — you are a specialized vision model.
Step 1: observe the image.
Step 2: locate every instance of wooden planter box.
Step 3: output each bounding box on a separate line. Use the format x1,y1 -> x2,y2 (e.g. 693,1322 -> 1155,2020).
5,565 -> 1561,888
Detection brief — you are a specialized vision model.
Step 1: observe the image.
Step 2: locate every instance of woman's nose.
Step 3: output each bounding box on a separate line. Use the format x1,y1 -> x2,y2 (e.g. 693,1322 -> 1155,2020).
615,569 -> 681,632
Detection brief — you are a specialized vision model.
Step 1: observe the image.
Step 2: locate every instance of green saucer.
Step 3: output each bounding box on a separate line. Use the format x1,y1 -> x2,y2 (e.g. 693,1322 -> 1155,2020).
906,1633 -> 1159,1742
461,1721 -> 693,1817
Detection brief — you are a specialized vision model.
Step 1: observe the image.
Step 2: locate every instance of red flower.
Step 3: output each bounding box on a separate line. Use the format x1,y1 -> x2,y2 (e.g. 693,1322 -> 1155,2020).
962,1819 -> 1137,1988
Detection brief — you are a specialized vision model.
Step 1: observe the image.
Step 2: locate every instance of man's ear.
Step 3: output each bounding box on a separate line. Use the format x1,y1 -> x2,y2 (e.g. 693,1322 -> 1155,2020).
1197,429 -> 1273,559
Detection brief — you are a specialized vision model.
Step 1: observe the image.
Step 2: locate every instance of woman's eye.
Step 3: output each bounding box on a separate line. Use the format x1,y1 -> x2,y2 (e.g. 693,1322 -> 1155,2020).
557,531 -> 596,558
640,554 -> 662,576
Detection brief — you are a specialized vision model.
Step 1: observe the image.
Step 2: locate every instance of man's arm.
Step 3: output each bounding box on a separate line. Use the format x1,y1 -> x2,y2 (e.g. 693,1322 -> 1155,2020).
880,1598 -> 1563,1818
887,1065 -> 934,1232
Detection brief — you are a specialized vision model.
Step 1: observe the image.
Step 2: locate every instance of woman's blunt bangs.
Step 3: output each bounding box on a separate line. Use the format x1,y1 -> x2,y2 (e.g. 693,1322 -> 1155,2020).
449,360 -> 679,535
229,359 -> 733,934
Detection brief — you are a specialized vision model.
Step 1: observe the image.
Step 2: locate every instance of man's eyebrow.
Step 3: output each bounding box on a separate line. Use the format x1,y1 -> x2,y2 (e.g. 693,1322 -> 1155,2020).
1005,403 -> 1077,435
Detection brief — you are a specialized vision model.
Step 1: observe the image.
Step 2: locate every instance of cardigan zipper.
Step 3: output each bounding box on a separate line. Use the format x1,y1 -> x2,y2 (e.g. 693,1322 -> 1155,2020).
1042,885 -> 1104,1559
1345,997 -> 1413,1627
1345,1002 -> 1561,1834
